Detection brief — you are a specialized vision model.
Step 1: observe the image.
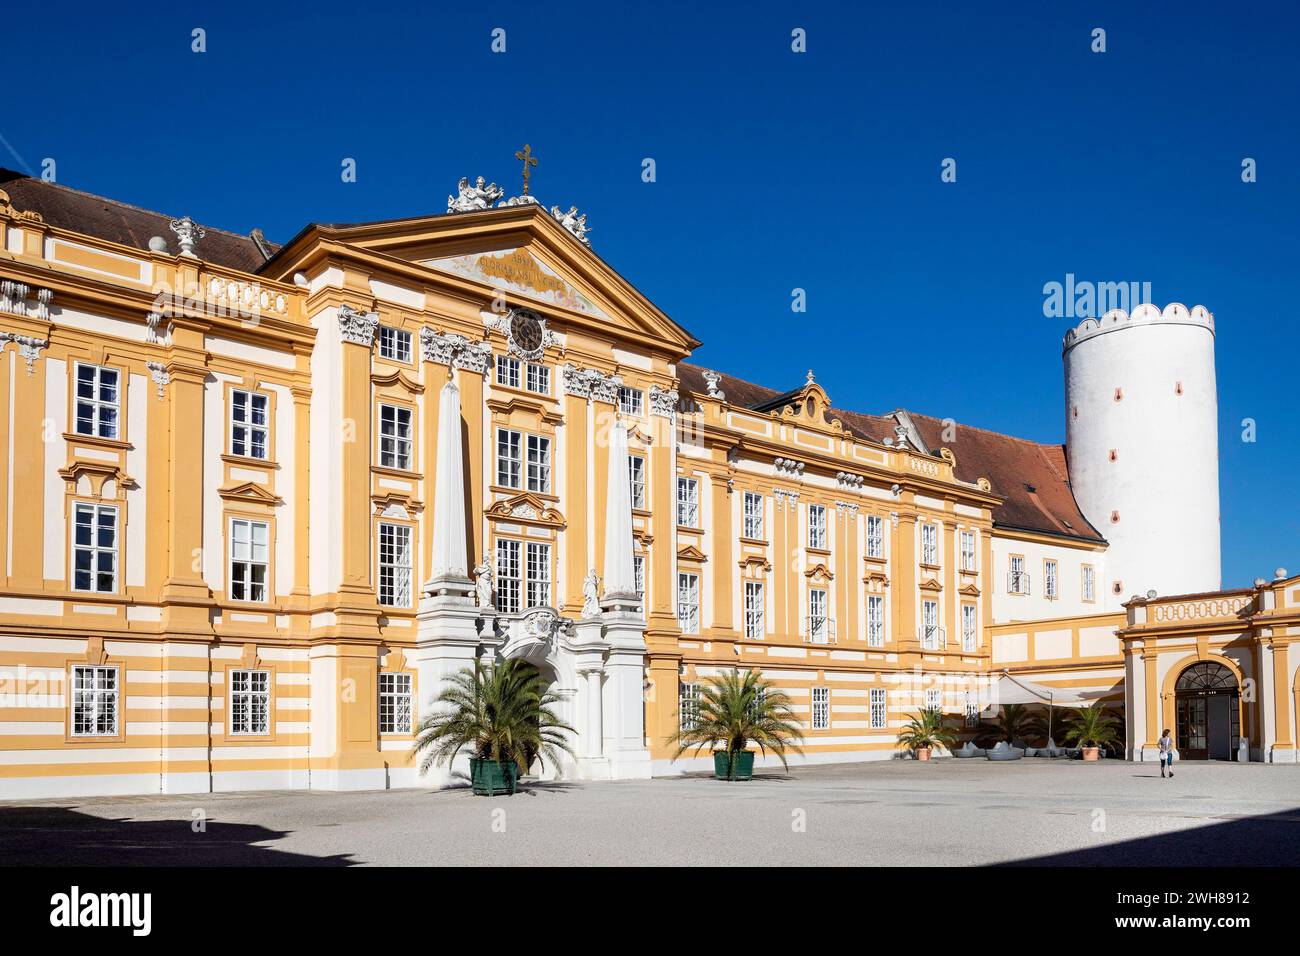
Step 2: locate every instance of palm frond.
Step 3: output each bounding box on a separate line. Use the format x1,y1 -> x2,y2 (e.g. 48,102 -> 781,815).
668,668 -> 805,771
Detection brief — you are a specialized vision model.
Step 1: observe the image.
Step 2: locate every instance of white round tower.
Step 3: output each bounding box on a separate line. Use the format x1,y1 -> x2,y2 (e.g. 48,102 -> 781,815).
1063,303 -> 1221,603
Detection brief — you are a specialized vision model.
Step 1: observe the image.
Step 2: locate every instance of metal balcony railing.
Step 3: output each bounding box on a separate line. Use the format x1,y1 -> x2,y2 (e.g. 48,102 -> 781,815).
919,625 -> 946,650
1008,570 -> 1031,594
804,616 -> 837,644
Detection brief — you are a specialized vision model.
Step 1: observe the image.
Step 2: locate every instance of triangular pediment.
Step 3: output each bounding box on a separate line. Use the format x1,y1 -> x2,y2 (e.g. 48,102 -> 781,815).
422,246 -> 611,319
218,480 -> 283,505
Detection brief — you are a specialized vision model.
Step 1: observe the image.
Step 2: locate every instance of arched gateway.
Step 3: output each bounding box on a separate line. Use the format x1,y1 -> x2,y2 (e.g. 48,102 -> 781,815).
1174,661 -> 1241,760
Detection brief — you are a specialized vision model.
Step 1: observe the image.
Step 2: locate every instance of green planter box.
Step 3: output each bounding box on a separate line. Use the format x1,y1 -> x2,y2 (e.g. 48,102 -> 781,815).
470,757 -> 519,796
713,749 -> 756,781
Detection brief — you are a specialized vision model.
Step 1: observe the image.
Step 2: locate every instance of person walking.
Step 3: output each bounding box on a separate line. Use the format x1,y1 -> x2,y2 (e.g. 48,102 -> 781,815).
1158,728 -> 1175,779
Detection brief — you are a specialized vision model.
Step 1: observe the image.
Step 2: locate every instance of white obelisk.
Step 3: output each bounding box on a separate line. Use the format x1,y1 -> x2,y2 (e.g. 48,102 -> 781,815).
601,417 -> 639,608
427,377 -> 470,593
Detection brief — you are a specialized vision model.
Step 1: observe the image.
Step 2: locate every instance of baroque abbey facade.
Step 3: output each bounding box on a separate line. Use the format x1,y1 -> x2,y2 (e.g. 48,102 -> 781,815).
0,168 -> 1295,799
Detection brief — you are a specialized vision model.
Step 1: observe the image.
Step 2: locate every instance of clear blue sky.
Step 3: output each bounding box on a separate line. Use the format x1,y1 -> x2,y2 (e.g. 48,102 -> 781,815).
8,1 -> 1297,587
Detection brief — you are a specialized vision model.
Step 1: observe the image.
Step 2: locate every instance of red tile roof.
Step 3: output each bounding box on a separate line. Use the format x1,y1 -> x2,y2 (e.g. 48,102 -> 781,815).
0,169 -> 274,273
678,363 -> 1104,544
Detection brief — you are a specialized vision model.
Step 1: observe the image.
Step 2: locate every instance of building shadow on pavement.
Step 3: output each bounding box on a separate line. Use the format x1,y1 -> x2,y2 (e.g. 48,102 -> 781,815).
0,806 -> 355,867
996,807 -> 1300,866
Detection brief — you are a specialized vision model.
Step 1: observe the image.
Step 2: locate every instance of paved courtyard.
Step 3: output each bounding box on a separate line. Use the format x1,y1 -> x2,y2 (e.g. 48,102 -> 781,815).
2,759 -> 1298,866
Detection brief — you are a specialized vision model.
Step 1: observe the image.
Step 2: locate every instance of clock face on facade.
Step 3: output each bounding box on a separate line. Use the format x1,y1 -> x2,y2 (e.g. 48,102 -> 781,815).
509,310 -> 544,355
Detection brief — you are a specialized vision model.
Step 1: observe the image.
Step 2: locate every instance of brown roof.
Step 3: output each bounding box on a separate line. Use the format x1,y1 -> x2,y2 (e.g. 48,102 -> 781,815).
0,169 -> 275,273
678,363 -> 1104,544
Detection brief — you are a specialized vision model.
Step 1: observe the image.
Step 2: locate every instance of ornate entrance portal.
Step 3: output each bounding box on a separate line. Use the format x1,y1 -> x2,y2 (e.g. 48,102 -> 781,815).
1174,662 -> 1240,760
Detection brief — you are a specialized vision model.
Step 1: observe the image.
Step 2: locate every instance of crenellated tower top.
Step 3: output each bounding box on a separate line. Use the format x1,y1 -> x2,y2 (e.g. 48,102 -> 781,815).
1062,302 -> 1215,354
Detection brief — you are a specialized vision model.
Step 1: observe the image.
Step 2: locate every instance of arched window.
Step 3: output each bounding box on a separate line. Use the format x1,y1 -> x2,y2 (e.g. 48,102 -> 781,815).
1175,661 -> 1236,691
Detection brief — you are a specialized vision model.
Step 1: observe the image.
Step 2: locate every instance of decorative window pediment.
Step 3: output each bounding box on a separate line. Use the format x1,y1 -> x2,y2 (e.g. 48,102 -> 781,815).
959,582 -> 981,597
804,562 -> 834,582
217,480 -> 283,506
58,460 -> 136,496
676,544 -> 708,564
371,368 -> 425,394
487,491 -> 566,529
919,576 -> 944,592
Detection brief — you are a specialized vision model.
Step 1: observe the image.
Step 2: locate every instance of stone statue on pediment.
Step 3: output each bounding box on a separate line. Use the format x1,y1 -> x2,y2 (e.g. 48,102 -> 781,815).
448,176 -> 504,213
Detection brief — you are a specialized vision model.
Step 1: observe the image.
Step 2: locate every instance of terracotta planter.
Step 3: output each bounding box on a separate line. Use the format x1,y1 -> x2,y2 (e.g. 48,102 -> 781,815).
1081,747 -> 1100,762
915,747 -> 933,762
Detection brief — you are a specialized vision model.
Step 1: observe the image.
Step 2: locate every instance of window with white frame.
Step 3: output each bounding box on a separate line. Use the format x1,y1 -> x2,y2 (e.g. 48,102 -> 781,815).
526,542 -> 551,608
74,363 -> 120,439
866,514 -> 884,558
618,386 -> 644,417
527,434 -> 552,493
962,603 -> 977,652
378,672 -> 412,734
497,428 -> 522,488
1009,555 -> 1028,594
628,455 -> 646,510
378,522 -> 412,607
744,581 -> 764,639
743,491 -> 764,539
495,539 -> 522,614
230,389 -> 269,460
808,588 -> 829,643
525,363 -> 549,395
229,669 -> 270,735
1045,559 -> 1059,600
959,530 -> 976,572
71,665 -> 117,737
378,325 -> 412,363
965,693 -> 979,727
633,554 -> 646,613
679,681 -> 700,731
496,355 -> 521,388
1083,564 -> 1096,602
229,517 -> 269,602
922,599 -> 941,649
676,572 -> 699,633
926,687 -> 942,713
811,686 -> 830,730
745,685 -> 768,721
808,504 -> 827,550
72,502 -> 118,593
921,523 -> 939,565
676,476 -> 699,528
378,403 -> 413,470
870,687 -> 887,729
867,594 -> 885,647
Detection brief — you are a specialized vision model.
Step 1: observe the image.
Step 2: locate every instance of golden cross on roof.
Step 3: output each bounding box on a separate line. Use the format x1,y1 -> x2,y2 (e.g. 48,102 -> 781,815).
515,144 -> 538,196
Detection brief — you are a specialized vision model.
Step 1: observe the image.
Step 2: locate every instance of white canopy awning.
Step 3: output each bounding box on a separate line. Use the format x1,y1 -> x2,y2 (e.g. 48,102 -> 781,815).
994,671 -> 1096,707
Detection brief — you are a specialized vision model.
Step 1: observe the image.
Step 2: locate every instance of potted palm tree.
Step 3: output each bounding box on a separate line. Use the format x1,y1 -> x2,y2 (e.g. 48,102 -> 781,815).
411,658 -> 574,795
980,703 -> 1036,748
1062,704 -> 1121,761
669,669 -> 805,781
897,706 -> 958,760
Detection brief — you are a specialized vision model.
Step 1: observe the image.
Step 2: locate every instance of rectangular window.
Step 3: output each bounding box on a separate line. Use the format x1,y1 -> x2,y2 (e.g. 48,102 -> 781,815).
921,523 -> 938,565
811,686 -> 830,730
1083,564 -> 1096,602
71,665 -> 117,737
808,588 -> 830,643
866,514 -> 884,558
867,594 -> 885,647
72,502 -> 118,593
525,363 -> 549,395
526,434 -> 552,493
679,681 -> 700,732
962,604 -> 977,652
378,522 -> 412,608
676,572 -> 700,634
960,530 -> 976,572
1045,559 -> 1059,600
229,517 -> 270,602
965,694 -> 979,727
230,389 -> 269,460
496,355 -> 521,389
618,386 -> 644,417
870,688 -> 887,729
378,673 -> 412,734
378,403 -> 413,470
525,542 -> 551,609
676,477 -> 699,528
633,554 -> 646,606
1009,555 -> 1028,594
744,581 -> 764,639
378,325 -> 412,362
74,363 -> 120,439
808,504 -> 827,550
496,428 -> 523,489
628,455 -> 646,510
922,599 -> 941,649
229,669 -> 270,735
926,688 -> 942,713
743,492 -> 764,540
496,539 -> 521,614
